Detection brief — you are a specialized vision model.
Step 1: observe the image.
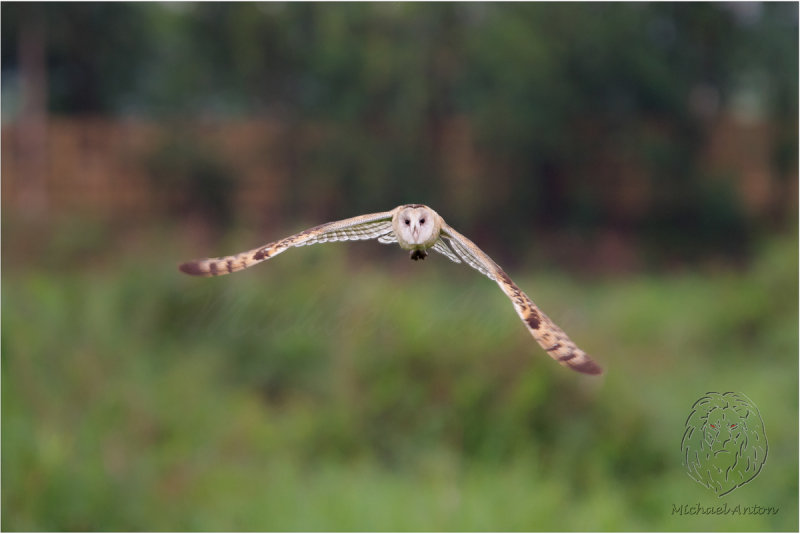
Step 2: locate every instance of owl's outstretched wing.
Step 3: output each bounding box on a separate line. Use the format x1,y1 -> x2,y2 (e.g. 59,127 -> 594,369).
180,210 -> 395,277
431,239 -> 462,264
440,224 -> 602,375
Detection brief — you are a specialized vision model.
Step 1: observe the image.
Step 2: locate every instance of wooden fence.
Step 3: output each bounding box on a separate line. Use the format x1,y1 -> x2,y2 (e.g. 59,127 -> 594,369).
2,118 -> 294,222
1,115 -> 794,224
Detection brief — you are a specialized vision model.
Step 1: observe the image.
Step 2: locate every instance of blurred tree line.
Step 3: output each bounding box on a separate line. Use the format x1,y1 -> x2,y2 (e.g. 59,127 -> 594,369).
2,2 -> 797,266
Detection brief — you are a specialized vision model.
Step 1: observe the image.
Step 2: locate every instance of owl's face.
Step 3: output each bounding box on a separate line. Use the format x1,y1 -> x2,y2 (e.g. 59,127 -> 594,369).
394,205 -> 440,249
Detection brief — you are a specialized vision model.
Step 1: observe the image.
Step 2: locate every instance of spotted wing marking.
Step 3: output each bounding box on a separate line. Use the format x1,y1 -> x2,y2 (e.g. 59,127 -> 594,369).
179,211 -> 395,277
441,224 -> 602,375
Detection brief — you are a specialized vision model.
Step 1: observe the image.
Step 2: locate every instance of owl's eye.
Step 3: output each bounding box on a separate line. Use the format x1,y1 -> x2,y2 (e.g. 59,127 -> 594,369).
420,218 -> 426,224
404,219 -> 410,225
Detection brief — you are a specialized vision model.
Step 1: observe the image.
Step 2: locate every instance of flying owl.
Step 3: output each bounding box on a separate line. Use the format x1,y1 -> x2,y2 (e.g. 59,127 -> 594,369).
179,204 -> 602,375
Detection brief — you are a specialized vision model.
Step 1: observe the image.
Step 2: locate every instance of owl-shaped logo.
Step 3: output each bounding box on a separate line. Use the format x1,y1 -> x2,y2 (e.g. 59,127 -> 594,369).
681,392 -> 768,497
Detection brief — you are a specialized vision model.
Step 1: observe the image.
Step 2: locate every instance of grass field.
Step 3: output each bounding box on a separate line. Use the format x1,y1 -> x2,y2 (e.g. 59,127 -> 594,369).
2,224 -> 797,531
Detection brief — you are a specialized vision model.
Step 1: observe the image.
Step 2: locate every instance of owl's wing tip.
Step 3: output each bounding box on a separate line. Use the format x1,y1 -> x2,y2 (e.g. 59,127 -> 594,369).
179,261 -> 211,277
573,360 -> 604,375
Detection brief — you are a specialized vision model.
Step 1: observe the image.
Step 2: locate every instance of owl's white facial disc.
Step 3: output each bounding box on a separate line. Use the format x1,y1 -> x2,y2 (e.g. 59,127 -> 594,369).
394,206 -> 439,249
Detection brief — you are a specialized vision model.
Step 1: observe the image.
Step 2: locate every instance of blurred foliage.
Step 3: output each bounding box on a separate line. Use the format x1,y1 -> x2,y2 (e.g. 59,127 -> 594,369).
2,221 -> 797,530
1,3 -> 155,113
2,2 -> 797,262
4,4 -> 795,120
1,4 -> 798,530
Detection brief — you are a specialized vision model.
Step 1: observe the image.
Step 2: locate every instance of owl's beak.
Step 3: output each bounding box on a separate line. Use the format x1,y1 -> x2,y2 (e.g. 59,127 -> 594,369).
411,226 -> 420,242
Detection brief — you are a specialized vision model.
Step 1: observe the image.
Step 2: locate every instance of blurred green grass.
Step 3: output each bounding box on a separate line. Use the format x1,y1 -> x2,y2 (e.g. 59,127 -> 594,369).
2,227 -> 797,531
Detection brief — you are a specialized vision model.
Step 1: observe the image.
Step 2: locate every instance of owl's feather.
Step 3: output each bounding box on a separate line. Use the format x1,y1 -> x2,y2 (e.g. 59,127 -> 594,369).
431,239 -> 462,264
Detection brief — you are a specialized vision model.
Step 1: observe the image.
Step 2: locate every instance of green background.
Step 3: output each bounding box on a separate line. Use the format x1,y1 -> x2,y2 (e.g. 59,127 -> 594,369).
2,3 -> 797,531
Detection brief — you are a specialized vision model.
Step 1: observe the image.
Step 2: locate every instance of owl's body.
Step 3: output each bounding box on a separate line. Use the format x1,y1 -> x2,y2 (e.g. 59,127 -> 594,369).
180,204 -> 602,375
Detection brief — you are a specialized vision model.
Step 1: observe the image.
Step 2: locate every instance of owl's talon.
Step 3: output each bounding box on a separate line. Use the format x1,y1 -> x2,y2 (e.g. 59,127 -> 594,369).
410,250 -> 427,261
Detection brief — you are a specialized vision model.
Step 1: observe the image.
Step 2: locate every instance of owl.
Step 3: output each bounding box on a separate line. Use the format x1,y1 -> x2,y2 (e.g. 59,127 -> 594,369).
180,204 -> 602,375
